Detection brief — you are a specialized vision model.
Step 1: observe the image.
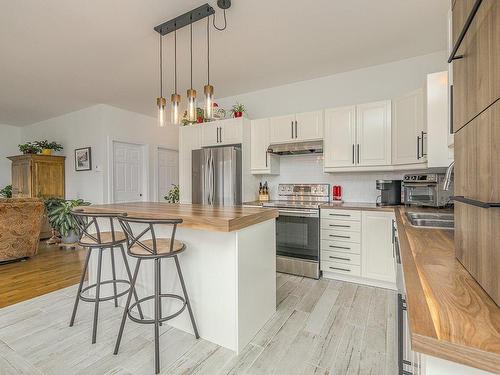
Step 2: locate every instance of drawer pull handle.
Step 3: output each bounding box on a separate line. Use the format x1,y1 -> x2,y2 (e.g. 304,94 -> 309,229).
329,213 -> 350,217
329,245 -> 350,250
329,266 -> 350,272
329,256 -> 351,261
329,234 -> 350,239
329,224 -> 350,228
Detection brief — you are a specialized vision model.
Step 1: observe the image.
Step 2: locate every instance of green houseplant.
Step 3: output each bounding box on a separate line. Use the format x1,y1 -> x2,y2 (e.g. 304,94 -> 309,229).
35,140 -> 63,155
46,198 -> 90,243
230,103 -> 246,118
18,142 -> 42,154
164,184 -> 179,203
0,185 -> 12,198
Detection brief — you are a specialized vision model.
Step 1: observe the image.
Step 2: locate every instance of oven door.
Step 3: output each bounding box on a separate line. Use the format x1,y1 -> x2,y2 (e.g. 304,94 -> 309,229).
403,183 -> 438,206
276,209 -> 319,261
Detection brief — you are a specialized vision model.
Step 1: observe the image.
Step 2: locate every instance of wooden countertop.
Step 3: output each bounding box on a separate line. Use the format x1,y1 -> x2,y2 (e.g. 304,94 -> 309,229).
78,202 -> 278,232
395,207 -> 500,373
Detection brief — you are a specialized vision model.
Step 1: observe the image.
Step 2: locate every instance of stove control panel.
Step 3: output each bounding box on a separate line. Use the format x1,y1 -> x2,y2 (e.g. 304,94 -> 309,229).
278,184 -> 330,198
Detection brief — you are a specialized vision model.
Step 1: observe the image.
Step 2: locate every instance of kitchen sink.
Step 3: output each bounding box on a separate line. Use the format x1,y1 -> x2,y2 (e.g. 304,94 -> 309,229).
406,212 -> 454,230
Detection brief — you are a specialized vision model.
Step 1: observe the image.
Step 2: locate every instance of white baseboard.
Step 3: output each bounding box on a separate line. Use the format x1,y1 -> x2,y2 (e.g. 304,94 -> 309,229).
322,271 -> 397,291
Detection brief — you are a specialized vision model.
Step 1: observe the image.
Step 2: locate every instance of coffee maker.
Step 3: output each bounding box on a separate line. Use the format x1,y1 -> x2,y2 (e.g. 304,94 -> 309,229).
376,180 -> 402,206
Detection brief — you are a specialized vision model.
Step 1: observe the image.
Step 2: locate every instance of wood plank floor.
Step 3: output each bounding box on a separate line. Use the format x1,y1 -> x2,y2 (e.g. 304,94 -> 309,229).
0,273 -> 397,374
0,242 -> 87,308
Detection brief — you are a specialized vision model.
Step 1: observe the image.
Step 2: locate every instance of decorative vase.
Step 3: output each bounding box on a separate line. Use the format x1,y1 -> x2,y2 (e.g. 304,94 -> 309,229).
197,116 -> 204,124
234,112 -> 243,118
41,149 -> 52,155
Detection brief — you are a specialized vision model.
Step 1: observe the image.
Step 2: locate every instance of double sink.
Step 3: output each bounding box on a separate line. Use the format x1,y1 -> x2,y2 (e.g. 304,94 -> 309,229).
406,212 -> 454,230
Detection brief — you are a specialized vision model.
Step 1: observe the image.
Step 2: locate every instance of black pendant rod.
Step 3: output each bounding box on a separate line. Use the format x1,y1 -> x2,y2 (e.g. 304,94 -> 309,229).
174,28 -> 177,93
190,20 -> 193,89
207,16 -> 210,85
159,33 -> 163,97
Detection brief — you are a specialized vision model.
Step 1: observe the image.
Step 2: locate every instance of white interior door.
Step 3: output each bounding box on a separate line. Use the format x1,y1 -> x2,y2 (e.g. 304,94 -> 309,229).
157,148 -> 179,201
113,142 -> 145,203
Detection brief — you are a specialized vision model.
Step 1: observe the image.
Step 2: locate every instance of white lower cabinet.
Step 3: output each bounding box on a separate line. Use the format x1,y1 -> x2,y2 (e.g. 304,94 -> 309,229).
321,208 -> 396,288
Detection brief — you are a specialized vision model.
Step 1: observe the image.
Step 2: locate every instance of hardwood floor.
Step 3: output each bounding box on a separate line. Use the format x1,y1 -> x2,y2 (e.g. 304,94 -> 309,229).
0,242 -> 87,308
0,273 -> 397,374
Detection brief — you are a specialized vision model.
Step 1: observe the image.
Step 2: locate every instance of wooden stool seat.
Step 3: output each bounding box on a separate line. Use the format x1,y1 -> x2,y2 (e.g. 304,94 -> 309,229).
130,238 -> 184,256
80,231 -> 126,247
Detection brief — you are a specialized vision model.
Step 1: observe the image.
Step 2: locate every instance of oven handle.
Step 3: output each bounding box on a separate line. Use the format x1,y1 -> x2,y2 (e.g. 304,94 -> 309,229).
278,209 -> 319,218
402,183 -> 437,187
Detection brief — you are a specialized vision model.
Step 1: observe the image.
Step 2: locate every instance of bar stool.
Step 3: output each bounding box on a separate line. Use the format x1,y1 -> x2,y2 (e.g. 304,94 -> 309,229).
69,210 -> 143,344
113,216 -> 199,374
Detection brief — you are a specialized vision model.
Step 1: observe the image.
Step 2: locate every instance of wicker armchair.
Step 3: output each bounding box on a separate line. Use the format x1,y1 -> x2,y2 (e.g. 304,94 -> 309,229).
0,198 -> 44,262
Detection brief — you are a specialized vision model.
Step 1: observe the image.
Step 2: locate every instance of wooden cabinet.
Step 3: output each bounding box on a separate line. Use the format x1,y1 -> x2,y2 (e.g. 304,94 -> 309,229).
8,155 -> 65,199
179,125 -> 201,203
201,118 -> 243,147
392,89 -> 426,165
452,0 -> 499,132
250,118 -> 279,174
361,211 -> 396,284
356,100 -> 392,166
269,111 -> 323,144
323,106 -> 356,168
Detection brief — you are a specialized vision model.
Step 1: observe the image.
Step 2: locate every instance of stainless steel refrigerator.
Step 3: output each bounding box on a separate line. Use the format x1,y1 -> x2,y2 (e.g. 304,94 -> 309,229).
192,146 -> 242,205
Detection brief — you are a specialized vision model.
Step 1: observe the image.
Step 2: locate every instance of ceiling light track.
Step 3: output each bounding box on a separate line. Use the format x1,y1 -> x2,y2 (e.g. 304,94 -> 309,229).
154,3 -> 218,36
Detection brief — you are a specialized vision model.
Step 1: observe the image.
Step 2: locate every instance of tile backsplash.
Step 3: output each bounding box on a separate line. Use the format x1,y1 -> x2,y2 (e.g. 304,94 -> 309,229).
252,154 -> 426,203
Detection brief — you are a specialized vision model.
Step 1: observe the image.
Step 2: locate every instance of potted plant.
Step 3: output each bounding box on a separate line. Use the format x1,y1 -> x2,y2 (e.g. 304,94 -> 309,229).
18,142 -> 42,154
230,103 -> 246,118
35,140 -> 63,155
46,198 -> 90,244
0,185 -> 12,198
164,184 -> 179,203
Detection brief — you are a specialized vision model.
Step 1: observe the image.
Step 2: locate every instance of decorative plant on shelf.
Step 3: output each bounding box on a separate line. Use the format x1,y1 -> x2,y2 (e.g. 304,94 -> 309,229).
230,103 -> 246,118
35,140 -> 63,155
164,184 -> 179,203
18,142 -> 42,154
45,198 -> 90,243
0,185 -> 12,198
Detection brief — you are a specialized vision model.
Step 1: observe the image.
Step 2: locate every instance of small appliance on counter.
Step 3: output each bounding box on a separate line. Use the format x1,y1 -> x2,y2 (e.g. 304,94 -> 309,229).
332,185 -> 343,201
376,180 -> 402,206
402,173 -> 452,207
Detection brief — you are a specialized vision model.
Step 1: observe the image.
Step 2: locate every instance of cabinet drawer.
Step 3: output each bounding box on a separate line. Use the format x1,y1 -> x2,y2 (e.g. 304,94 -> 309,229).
321,219 -> 361,232
321,260 -> 361,276
321,240 -> 360,254
320,209 -> 361,221
321,250 -> 360,266
321,229 -> 361,244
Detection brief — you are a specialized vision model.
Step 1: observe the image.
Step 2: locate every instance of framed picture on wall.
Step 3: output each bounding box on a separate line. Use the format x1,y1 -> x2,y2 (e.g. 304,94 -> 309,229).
75,147 -> 92,171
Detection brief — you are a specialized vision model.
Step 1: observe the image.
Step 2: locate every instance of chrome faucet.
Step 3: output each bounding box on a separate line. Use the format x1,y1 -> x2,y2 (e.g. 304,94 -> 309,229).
443,161 -> 455,191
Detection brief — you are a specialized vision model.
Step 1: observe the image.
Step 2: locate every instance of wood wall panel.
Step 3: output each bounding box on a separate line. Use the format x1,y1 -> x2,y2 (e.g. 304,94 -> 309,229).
455,202 -> 500,306
452,0 -> 500,132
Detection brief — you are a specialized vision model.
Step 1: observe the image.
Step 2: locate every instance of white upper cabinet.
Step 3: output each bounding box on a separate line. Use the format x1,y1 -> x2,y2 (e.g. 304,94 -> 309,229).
269,114 -> 295,143
356,100 -> 392,166
294,110 -> 324,141
269,111 -> 323,144
361,211 -> 396,284
392,88 -> 427,165
324,106 -> 356,168
250,118 -> 279,174
201,118 -> 243,147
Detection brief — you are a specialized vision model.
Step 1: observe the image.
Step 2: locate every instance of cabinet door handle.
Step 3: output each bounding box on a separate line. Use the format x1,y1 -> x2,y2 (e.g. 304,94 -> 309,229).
329,234 -> 350,239
291,121 -> 294,139
216,127 -> 219,143
219,127 -> 222,143
329,266 -> 350,272
416,136 -> 420,159
265,151 -> 268,167
421,131 -> 427,157
295,120 -> 298,138
329,213 -> 350,217
329,224 -> 350,228
352,144 -> 355,164
329,245 -> 350,250
329,255 -> 351,261
357,144 -> 360,164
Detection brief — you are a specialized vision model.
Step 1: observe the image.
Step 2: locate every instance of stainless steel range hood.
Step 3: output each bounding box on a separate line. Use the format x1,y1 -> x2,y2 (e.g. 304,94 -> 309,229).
267,140 -> 323,155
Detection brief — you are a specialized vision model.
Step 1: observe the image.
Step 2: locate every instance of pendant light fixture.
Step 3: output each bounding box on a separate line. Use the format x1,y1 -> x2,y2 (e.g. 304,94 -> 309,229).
156,33 -> 167,127
204,16 -> 214,119
187,20 -> 197,122
171,27 -> 181,125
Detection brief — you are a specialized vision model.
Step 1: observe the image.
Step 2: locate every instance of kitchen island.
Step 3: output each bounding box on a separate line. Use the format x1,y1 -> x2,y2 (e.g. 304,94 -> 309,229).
79,202 -> 278,353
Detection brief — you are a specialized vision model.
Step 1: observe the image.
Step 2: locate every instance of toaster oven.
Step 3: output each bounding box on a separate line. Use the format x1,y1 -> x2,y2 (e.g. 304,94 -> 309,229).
402,173 -> 452,207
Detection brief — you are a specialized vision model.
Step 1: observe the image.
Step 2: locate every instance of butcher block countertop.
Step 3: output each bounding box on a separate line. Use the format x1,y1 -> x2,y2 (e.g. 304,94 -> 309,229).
78,202 -> 278,232
395,207 -> 500,373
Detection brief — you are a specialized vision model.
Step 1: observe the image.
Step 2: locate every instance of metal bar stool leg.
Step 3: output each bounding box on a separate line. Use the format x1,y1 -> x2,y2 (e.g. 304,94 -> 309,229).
158,258 -> 162,327
114,258 -> 142,355
69,248 -> 91,327
119,245 -> 144,320
110,247 -> 118,308
154,258 -> 161,374
92,248 -> 104,344
174,255 -> 199,339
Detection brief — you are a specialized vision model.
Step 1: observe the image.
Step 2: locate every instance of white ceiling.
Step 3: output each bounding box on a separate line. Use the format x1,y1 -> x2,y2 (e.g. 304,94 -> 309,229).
0,0 -> 449,126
